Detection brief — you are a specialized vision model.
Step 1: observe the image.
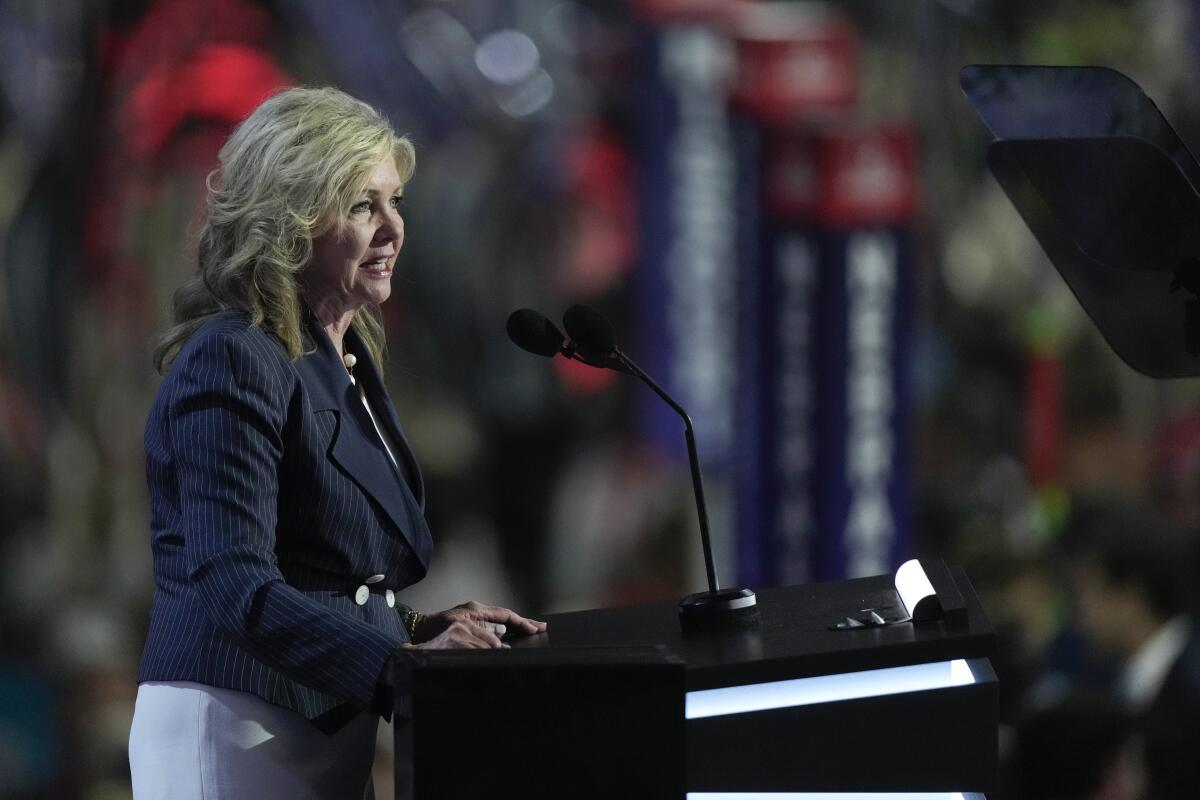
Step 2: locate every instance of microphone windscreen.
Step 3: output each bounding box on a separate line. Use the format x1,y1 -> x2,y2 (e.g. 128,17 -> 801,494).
562,304 -> 617,355
507,309 -> 566,358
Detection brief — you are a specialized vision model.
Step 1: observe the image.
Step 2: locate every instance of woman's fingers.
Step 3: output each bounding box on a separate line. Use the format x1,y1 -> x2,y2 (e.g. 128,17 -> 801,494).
498,608 -> 547,634
478,622 -> 505,648
432,601 -> 548,641
448,620 -> 485,647
462,619 -> 503,648
470,604 -> 548,634
441,620 -> 506,649
413,617 -> 522,650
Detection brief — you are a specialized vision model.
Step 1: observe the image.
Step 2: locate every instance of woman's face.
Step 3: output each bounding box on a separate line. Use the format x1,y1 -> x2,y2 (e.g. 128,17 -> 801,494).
305,156 -> 405,313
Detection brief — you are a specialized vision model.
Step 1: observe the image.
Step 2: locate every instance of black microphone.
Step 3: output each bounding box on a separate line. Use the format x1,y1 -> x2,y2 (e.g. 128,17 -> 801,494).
561,304 -> 758,632
507,308 -> 566,358
507,308 -> 634,373
562,304 -> 618,356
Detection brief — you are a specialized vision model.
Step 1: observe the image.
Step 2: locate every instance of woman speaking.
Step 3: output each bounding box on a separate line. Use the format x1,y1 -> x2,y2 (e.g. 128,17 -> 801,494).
127,87 -> 545,798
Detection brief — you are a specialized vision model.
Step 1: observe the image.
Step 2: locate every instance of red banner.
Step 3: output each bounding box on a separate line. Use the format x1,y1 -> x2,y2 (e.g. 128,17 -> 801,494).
766,126 -> 917,227
731,5 -> 857,123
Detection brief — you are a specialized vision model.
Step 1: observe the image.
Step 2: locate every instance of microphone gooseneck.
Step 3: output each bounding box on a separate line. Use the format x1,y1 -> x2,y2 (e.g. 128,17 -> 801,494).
508,303 -> 757,631
559,306 -> 760,631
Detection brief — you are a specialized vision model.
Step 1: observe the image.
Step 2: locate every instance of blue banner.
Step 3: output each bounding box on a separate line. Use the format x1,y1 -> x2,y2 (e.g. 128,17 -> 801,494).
739,128 -> 916,585
633,25 -> 740,469
813,228 -> 913,580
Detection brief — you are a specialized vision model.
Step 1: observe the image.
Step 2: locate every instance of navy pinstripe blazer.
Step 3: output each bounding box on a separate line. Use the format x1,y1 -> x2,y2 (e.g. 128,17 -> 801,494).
137,309 -> 433,722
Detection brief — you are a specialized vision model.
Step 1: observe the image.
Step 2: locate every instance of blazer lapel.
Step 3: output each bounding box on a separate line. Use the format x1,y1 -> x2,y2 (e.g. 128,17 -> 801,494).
295,315 -> 432,572
345,327 -> 426,510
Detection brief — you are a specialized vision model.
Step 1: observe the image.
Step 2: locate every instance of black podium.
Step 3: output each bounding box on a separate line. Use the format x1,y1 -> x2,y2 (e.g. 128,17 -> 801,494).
393,566 -> 996,799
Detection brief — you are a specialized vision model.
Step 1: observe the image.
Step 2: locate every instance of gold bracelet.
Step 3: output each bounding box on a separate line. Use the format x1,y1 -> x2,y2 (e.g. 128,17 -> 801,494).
402,609 -> 424,640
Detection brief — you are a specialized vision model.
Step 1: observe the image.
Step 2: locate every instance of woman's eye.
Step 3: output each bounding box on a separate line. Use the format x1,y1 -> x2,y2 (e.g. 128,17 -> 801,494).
389,195 -> 404,211
350,201 -> 370,214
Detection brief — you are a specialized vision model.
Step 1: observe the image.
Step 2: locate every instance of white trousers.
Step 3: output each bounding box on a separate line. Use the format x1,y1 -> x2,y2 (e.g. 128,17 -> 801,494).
128,682 -> 378,800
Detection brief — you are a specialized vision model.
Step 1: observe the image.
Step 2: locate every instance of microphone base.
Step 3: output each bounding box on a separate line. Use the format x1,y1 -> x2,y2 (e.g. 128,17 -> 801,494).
678,588 -> 759,633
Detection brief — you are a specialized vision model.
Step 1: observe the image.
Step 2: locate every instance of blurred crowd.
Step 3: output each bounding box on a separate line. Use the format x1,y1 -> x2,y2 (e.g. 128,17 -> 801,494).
1,0 -> 1200,798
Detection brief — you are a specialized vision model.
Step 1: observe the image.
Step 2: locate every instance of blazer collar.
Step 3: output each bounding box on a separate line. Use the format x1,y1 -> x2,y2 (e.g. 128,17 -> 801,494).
294,310 -> 432,570
296,312 -> 344,413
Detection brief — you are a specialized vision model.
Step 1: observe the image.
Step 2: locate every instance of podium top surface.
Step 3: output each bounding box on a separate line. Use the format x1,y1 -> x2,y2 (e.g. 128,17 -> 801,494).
511,569 -> 995,691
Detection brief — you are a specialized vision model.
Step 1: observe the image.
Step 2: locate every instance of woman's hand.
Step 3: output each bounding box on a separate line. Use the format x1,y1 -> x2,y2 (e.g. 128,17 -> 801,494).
407,601 -> 547,649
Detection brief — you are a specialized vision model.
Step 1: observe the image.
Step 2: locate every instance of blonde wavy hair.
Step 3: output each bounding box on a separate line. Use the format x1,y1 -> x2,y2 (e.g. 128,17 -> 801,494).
153,86 -> 415,373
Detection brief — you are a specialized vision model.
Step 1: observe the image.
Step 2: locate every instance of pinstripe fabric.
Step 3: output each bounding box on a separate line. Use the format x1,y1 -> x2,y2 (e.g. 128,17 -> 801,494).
137,310 -> 433,721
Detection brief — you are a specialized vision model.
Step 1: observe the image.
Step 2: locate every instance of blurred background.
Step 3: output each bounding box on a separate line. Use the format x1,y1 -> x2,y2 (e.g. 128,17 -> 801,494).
2,0 -> 1200,798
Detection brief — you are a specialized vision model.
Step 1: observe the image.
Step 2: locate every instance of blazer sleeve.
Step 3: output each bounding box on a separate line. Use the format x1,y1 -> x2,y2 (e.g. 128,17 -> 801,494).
171,328 -> 400,711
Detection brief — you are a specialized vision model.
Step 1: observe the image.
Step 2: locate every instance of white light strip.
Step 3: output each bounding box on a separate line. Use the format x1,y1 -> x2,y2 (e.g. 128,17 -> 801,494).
688,794 -> 966,800
685,659 -> 975,720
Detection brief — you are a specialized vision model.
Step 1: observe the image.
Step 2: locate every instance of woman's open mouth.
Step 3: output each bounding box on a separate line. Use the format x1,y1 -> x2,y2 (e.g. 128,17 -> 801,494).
358,258 -> 393,277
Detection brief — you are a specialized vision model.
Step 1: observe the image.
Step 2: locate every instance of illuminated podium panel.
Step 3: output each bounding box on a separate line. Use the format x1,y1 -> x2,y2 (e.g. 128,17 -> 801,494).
393,568 -> 996,799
